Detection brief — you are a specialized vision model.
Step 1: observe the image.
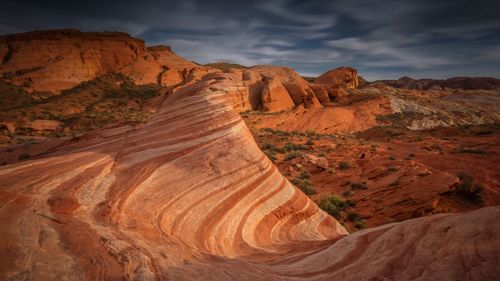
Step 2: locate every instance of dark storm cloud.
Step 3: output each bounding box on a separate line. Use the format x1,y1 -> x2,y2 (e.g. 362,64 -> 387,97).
1,0 -> 500,79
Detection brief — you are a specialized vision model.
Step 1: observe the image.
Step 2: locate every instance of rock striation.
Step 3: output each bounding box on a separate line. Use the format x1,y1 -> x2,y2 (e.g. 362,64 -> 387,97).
0,71 -> 499,280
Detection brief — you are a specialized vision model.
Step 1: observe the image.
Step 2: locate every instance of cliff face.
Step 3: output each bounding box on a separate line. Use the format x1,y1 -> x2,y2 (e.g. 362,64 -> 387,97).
0,71 -> 498,280
0,30 -> 365,114
0,29 -> 198,93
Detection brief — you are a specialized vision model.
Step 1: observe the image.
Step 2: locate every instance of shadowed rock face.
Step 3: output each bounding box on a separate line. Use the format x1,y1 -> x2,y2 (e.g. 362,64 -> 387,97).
1,72 -> 499,280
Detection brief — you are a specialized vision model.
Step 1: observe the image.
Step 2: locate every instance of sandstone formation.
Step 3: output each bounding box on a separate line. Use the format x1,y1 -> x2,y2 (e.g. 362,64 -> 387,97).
314,66 -> 359,89
1,72 -> 499,280
311,67 -> 359,103
0,30 -> 199,93
260,76 -> 295,112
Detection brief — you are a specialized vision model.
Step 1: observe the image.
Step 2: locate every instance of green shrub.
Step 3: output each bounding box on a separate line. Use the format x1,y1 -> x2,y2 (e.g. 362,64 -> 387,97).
262,143 -> 276,150
298,171 -> 310,179
291,178 -> 316,196
347,212 -> 360,222
354,220 -> 366,229
350,182 -> 367,189
285,152 -> 302,161
316,195 -> 356,219
264,151 -> 277,162
387,166 -> 398,173
283,142 -> 309,152
389,179 -> 400,187
456,172 -> 484,201
343,190 -> 353,197
338,161 -> 350,170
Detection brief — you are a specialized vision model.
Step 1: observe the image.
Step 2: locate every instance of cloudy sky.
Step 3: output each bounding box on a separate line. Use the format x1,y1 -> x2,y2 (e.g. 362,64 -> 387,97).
1,0 -> 500,80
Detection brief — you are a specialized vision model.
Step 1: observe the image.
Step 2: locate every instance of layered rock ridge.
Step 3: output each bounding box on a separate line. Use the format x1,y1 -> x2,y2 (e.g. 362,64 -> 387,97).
0,71 -> 499,280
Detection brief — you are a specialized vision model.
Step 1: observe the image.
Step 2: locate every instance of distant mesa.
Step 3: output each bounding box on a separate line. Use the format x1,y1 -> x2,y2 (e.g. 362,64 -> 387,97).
379,76 -> 500,90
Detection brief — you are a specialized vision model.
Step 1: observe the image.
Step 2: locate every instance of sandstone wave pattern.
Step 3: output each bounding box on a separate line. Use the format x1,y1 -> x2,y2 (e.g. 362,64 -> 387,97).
1,73 -> 499,281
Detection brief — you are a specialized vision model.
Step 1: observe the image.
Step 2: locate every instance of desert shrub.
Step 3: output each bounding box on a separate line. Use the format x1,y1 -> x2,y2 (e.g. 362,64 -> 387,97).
387,166 -> 398,173
347,212 -> 360,222
456,172 -> 484,201
291,178 -> 316,196
264,151 -> 277,162
343,190 -> 353,197
316,195 -> 356,219
388,156 -> 396,160
283,142 -> 309,152
389,179 -> 400,187
350,182 -> 367,189
306,139 -> 314,145
458,148 -> 487,155
338,161 -> 350,170
354,220 -> 366,229
298,171 -> 310,180
285,152 -> 302,161
262,143 -> 276,150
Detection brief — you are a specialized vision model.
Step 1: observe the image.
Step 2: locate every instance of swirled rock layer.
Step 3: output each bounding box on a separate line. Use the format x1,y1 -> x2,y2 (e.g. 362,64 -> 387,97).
0,72 -> 499,281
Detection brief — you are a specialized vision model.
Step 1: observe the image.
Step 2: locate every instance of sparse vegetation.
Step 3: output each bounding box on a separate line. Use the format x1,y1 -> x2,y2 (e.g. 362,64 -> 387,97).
338,161 -> 350,170
458,148 -> 488,155
316,195 -> 356,219
285,151 -> 302,161
350,181 -> 367,189
387,166 -> 398,173
455,172 -> 484,202
389,179 -> 400,187
291,177 -> 316,196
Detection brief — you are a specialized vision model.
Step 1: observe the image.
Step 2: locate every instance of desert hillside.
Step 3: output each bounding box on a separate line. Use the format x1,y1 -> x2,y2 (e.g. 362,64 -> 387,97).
0,30 -> 499,280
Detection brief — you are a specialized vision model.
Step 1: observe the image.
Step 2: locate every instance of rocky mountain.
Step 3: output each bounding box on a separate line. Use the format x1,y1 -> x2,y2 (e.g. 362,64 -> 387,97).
379,76 -> 500,90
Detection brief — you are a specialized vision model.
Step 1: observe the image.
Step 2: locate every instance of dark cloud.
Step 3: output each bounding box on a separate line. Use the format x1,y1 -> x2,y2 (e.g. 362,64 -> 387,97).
1,0 -> 500,79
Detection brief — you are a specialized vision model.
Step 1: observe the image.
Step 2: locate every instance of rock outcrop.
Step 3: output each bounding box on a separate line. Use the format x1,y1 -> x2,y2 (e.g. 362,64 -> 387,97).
260,76 -> 295,112
0,29 -> 199,93
311,67 -> 359,103
0,72 -> 498,280
314,66 -> 359,89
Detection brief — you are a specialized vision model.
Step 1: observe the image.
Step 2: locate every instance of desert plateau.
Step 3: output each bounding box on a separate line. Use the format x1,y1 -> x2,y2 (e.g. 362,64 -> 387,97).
0,1 -> 499,280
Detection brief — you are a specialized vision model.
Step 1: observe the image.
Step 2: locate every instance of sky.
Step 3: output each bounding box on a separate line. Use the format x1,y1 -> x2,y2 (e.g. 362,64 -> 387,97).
1,0 -> 500,80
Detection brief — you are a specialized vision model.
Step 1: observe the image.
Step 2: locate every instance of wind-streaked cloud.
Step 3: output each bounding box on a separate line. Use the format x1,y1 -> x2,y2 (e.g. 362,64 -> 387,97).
1,0 -> 499,80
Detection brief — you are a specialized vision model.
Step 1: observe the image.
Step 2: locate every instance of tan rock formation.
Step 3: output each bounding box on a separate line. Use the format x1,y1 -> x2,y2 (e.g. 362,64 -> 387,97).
261,76 -> 295,112
314,66 -> 359,88
311,67 -> 359,102
252,65 -> 322,109
0,72 -> 498,280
